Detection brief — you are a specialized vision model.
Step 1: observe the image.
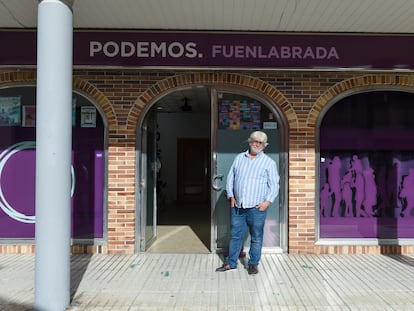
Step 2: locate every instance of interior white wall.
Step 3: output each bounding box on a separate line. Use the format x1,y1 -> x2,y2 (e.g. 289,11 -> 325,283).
157,112 -> 210,204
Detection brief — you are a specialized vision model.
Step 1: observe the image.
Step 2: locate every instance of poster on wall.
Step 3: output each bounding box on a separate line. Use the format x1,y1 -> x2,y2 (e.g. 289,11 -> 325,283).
263,113 -> 278,129
219,99 -> 261,130
80,106 -> 96,128
22,105 -> 36,127
0,97 -> 21,126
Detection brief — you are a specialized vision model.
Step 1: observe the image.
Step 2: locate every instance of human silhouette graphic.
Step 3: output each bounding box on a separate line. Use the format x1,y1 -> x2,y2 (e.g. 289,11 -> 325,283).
320,183 -> 332,217
399,168 -> 414,217
341,170 -> 354,217
327,156 -> 342,217
351,155 -> 365,217
362,168 -> 377,216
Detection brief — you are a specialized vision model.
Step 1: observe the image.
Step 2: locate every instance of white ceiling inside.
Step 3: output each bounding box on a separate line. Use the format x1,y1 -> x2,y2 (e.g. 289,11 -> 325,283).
1,0 -> 414,33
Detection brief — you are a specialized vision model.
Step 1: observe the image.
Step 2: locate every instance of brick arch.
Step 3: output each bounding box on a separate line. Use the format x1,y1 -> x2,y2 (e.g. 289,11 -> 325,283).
0,70 -> 116,254
127,72 -> 298,130
0,70 -> 36,85
307,74 -> 414,128
0,70 -> 116,127
73,77 -> 117,127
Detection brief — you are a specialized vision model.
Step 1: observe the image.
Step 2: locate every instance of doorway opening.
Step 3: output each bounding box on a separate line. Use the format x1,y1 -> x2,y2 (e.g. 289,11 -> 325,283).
144,86 -> 212,253
138,84 -> 287,254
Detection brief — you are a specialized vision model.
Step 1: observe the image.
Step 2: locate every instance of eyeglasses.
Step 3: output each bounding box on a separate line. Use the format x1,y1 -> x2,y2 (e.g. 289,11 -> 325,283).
251,140 -> 264,145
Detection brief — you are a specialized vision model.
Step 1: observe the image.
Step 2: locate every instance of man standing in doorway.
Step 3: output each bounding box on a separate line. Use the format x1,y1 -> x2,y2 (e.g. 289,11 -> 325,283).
216,131 -> 280,274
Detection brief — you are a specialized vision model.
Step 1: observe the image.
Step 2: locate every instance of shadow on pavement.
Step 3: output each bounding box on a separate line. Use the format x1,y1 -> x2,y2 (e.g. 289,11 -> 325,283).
0,298 -> 33,311
70,254 -> 93,302
383,253 -> 414,268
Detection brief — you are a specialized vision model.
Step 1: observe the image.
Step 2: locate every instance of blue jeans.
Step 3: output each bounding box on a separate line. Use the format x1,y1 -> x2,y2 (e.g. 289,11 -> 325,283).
226,207 -> 267,268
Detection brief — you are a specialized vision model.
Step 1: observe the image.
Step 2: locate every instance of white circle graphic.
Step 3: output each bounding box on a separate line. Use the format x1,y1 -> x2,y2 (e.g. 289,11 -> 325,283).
0,141 -> 75,223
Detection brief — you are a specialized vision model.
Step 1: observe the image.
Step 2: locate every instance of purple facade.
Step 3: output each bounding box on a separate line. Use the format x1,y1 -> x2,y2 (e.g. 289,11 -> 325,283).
2,31 -> 414,69
0,128 -> 104,239
3,31 -> 414,241
320,132 -> 414,239
319,90 -> 414,239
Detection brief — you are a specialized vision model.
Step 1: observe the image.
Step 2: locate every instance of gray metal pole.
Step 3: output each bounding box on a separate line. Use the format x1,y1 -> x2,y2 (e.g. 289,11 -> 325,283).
35,1 -> 73,310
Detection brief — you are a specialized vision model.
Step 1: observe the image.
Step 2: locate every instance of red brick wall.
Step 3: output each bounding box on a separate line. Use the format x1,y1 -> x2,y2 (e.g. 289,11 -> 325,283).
1,69 -> 414,254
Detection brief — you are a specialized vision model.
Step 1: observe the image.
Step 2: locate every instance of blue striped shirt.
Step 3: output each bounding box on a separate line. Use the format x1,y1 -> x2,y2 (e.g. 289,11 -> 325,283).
226,150 -> 280,208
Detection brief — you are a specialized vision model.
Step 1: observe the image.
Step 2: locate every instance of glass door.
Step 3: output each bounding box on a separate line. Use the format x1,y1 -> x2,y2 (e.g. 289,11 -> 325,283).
140,109 -> 158,251
211,89 -> 283,252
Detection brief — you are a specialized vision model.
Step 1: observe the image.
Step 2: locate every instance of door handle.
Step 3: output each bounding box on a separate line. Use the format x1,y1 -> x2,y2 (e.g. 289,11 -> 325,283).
211,174 -> 224,191
140,179 -> 145,188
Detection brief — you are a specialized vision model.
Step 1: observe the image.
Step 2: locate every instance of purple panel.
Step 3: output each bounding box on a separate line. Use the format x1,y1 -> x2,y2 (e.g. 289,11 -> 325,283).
71,128 -> 105,239
320,129 -> 414,150
320,218 -> 378,238
94,151 -> 104,238
0,31 -> 37,66
0,127 -> 105,239
68,32 -> 414,69
320,218 -> 414,239
0,147 -> 36,238
320,152 -> 414,238
2,30 -> 414,69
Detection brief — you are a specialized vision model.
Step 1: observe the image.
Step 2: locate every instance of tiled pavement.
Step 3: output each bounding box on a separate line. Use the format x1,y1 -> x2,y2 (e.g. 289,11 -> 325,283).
1,253 -> 414,310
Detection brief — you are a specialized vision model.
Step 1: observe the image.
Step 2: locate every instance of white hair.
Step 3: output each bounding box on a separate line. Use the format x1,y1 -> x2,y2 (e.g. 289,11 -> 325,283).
248,131 -> 269,147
